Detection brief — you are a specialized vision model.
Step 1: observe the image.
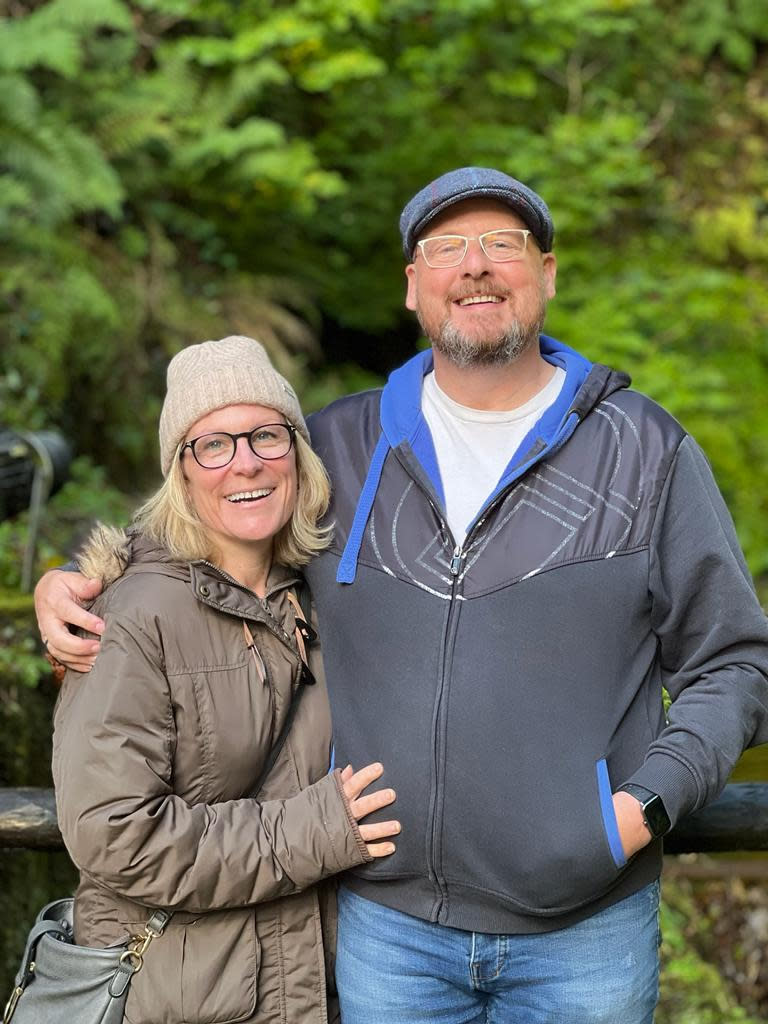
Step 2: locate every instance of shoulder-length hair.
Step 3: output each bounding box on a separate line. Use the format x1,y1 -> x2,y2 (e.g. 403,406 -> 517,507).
132,431 -> 332,569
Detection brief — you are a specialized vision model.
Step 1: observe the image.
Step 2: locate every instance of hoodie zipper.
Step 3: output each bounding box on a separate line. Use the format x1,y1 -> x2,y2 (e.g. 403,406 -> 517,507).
391,441 -> 561,923
385,451 -> 469,920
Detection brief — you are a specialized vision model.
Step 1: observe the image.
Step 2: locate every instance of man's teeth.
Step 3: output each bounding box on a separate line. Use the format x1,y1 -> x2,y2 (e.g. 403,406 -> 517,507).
226,489 -> 273,503
457,295 -> 503,305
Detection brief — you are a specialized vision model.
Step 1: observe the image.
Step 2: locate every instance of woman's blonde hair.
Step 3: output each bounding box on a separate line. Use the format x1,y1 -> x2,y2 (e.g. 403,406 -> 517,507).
132,430 -> 332,569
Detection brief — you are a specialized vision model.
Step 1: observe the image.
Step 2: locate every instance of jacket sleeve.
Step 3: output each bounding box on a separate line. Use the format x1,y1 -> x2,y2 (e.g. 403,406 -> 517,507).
628,434 -> 768,825
53,610 -> 370,913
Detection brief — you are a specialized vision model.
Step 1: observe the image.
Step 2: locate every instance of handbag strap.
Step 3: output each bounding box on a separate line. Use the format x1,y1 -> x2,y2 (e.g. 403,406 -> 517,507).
118,582 -> 315,964
109,909 -> 171,998
10,919 -> 69,991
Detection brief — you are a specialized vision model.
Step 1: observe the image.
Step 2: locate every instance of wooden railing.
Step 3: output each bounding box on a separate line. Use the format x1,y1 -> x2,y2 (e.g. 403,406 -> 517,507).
1,784 -> 768,853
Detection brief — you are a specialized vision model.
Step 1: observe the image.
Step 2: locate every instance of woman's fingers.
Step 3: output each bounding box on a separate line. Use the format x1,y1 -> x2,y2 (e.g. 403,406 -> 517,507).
365,840 -> 397,858
341,761 -> 384,801
349,787 -> 396,820
358,820 -> 401,842
341,762 -> 400,857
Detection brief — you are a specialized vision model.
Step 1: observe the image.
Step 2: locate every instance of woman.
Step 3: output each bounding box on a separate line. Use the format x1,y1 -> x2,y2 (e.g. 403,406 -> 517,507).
52,335 -> 400,1024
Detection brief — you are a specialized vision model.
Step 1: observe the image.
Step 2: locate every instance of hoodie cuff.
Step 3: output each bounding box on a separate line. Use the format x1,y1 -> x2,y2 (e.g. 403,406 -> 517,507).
624,753 -> 701,828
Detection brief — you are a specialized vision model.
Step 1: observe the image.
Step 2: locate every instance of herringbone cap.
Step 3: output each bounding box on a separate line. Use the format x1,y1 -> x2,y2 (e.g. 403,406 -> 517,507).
400,166 -> 554,258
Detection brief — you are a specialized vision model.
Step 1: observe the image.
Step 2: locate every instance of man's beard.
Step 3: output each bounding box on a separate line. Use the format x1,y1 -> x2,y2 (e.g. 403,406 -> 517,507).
420,304 -> 546,369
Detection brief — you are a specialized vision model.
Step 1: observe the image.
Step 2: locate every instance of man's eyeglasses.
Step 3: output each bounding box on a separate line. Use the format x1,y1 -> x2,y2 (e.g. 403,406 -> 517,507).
416,229 -> 531,268
180,423 -> 296,469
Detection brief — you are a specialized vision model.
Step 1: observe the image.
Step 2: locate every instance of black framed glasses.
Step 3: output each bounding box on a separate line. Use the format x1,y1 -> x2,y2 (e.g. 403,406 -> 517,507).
180,423 -> 296,469
416,229 -> 531,268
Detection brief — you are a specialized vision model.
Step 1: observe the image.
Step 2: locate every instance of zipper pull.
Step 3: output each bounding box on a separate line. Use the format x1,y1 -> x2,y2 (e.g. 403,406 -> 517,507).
449,546 -> 464,576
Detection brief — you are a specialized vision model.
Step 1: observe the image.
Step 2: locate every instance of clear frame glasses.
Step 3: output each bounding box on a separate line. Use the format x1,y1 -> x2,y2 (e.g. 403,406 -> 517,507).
180,423 -> 296,469
416,229 -> 531,268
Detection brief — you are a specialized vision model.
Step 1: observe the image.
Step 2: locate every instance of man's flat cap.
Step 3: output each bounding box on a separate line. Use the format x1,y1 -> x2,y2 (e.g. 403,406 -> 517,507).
399,166 -> 554,258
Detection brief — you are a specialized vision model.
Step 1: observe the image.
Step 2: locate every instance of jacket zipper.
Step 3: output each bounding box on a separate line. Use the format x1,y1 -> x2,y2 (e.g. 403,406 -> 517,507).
198,560 -> 299,653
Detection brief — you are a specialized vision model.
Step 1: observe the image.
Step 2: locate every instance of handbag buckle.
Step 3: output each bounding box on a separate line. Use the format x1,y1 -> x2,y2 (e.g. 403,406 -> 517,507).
119,920 -> 163,975
3,985 -> 23,1024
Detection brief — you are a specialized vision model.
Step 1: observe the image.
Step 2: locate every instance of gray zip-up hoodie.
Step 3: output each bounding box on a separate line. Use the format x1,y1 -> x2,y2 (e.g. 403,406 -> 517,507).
305,336 -> 768,934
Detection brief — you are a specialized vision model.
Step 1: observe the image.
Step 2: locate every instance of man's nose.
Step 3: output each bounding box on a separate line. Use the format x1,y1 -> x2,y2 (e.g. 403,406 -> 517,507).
461,238 -> 493,276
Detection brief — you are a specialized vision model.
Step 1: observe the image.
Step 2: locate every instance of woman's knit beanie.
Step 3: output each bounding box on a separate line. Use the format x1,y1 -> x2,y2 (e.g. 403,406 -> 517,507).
158,335 -> 309,476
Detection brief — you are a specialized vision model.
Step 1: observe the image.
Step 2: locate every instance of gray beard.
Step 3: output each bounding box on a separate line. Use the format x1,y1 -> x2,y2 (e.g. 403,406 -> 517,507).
422,315 -> 543,369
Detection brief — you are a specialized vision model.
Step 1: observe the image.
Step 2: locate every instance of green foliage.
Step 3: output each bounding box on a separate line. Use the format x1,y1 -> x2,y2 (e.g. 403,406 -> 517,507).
1,0 -> 765,558
0,629 -> 46,693
658,879 -> 765,1023
0,592 -> 46,695
0,4 -> 767,1015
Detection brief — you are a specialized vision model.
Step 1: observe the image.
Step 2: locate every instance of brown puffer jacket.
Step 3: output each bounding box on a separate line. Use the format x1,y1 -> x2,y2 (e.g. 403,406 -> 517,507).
52,531 -> 371,1024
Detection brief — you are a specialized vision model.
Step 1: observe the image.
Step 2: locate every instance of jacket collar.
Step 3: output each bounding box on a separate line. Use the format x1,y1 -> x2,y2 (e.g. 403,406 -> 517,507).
189,560 -> 301,624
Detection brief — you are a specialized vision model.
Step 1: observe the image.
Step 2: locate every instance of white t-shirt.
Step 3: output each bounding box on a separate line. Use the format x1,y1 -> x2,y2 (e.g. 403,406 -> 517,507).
421,367 -> 566,542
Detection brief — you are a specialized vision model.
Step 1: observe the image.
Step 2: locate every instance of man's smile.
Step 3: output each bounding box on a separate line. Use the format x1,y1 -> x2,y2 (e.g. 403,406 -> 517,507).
455,294 -> 505,306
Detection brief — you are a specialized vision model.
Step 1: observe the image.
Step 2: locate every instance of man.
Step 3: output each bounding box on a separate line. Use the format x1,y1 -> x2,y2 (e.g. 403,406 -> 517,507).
36,167 -> 768,1023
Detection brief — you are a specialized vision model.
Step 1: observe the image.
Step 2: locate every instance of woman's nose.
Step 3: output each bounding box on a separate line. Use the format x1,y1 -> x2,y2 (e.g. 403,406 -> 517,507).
230,435 -> 264,471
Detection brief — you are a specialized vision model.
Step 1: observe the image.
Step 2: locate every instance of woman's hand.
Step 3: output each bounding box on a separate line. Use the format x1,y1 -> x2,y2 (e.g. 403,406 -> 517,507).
341,762 -> 400,858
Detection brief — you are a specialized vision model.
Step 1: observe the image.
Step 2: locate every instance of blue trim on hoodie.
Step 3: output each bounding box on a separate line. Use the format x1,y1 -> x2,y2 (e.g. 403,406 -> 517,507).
596,758 -> 627,868
337,336 -> 593,582
484,335 -> 591,491
336,432 -> 390,584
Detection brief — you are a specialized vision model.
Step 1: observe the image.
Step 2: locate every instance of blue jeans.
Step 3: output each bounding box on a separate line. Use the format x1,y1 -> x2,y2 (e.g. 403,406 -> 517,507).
336,882 -> 660,1023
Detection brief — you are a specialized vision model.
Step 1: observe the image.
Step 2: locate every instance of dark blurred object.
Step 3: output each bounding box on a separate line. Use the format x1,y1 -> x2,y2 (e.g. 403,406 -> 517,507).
0,430 -> 73,590
0,431 -> 72,521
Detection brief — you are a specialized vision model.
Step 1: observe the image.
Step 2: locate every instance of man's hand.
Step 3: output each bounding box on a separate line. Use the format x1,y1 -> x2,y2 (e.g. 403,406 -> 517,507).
34,569 -> 105,672
612,790 -> 652,859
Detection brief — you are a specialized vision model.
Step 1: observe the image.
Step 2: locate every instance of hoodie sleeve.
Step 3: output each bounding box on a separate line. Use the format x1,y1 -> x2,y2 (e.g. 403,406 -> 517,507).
628,434 -> 768,825
53,608 -> 370,913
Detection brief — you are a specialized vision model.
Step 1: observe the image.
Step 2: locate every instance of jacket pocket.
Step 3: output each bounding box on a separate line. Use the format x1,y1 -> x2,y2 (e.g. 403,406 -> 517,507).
123,908 -> 260,1024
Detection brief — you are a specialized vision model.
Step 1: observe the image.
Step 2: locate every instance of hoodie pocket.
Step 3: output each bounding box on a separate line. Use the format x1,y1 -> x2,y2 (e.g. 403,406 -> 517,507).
596,757 -> 627,869
441,752 -> 630,916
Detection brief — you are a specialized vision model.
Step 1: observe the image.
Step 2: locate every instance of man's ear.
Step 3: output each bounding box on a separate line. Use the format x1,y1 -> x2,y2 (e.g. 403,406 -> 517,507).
542,252 -> 557,300
405,263 -> 418,311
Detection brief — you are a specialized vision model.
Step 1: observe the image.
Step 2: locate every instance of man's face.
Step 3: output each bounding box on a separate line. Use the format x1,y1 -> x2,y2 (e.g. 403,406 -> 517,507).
404,199 -> 557,368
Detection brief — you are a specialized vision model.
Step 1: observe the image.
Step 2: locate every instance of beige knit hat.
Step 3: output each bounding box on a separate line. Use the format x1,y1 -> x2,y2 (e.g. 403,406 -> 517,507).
158,335 -> 309,476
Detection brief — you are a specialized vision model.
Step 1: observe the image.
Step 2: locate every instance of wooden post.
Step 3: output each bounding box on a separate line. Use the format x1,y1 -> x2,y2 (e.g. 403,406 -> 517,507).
663,783 -> 768,853
1,784 -> 768,853
0,788 -> 61,851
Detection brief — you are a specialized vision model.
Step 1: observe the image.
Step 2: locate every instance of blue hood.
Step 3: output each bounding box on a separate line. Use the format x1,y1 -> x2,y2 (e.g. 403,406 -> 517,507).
337,336 -> 595,584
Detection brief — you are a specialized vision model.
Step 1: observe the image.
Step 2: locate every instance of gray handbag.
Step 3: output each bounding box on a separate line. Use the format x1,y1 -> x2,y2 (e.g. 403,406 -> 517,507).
2,898 -> 170,1024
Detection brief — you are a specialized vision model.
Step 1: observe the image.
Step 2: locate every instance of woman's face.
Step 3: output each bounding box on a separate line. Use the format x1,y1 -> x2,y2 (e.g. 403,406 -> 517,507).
181,403 -> 298,568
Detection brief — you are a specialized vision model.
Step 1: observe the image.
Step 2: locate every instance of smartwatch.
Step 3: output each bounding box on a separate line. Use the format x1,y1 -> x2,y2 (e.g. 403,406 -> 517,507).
618,784 -> 671,839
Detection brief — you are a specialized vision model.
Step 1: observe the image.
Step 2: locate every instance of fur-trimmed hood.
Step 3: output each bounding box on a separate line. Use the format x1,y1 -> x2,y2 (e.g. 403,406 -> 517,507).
77,525 -> 187,587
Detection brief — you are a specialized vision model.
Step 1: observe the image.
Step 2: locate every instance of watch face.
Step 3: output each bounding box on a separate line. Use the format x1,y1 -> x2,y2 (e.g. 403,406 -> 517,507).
644,795 -> 671,837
